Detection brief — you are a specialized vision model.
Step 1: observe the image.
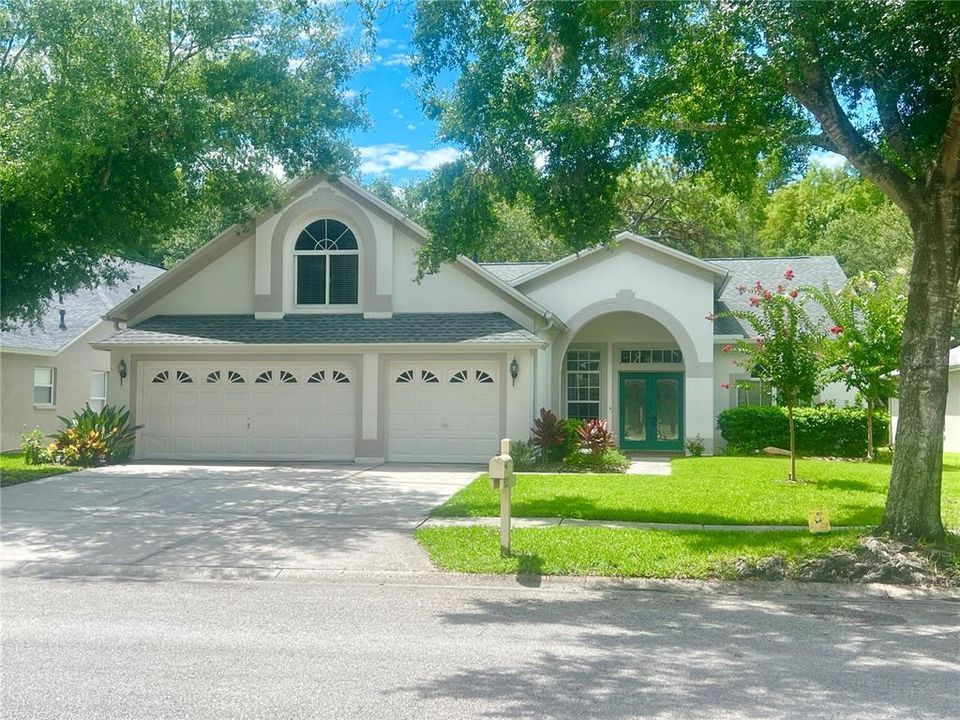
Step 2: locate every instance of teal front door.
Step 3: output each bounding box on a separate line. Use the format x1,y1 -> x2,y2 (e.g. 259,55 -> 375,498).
619,372 -> 684,452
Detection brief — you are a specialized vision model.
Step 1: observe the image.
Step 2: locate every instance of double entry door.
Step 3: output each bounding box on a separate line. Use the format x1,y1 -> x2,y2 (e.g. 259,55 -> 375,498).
619,372 -> 683,452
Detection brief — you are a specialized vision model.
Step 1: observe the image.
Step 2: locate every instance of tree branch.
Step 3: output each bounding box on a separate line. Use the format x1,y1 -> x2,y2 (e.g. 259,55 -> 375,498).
786,53 -> 918,215
934,74 -> 960,186
872,79 -> 920,174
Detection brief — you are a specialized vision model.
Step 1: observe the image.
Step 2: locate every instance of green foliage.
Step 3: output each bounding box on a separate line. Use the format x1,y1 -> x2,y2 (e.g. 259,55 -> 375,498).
0,452 -> 78,487
685,434 -> 705,458
717,274 -> 825,409
1,0 -> 365,327
565,448 -> 631,473
558,418 -> 585,459
19,427 -> 51,465
576,419 -> 616,456
49,405 -> 142,467
717,406 -> 890,458
530,408 -> 564,461
508,439 -> 539,472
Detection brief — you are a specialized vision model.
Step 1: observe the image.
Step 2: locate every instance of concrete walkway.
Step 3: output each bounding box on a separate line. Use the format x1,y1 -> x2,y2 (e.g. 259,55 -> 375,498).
421,515 -> 860,533
1,462 -> 480,576
626,457 -> 672,475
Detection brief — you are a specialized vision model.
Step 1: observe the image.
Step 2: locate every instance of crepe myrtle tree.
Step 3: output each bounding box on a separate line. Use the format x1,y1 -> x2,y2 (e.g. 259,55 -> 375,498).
807,272 -> 907,461
412,0 -> 960,540
713,270 -> 825,482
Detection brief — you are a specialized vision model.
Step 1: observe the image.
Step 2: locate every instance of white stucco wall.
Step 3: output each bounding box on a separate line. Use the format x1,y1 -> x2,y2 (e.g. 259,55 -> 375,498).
136,236 -> 256,321
1,322 -> 114,450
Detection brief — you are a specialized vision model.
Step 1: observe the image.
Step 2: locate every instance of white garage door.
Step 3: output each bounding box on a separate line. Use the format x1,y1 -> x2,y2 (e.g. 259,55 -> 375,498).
388,362 -> 501,463
138,362 -> 355,460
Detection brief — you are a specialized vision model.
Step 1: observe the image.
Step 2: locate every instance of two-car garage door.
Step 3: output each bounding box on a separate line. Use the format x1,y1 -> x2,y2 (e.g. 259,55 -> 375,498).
138,359 -> 503,463
138,362 -> 356,461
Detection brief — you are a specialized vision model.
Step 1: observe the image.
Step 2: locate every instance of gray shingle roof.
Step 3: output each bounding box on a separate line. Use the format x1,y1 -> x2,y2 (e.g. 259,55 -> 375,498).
97,313 -> 542,346
1,260 -> 166,353
707,256 -> 848,337
479,262 -> 552,285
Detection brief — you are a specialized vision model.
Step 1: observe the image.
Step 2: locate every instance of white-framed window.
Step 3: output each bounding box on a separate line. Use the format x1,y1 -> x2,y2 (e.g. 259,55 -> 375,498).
566,349 -> 601,420
89,371 -> 108,411
620,348 -> 683,364
294,219 -> 359,306
33,367 -> 56,406
736,379 -> 773,407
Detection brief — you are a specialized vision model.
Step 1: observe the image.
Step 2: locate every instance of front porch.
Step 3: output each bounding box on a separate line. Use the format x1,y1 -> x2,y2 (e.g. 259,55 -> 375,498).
551,309 -> 715,455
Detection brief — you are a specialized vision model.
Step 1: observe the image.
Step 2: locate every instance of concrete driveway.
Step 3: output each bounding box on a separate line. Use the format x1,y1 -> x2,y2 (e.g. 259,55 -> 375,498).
1,463 -> 479,576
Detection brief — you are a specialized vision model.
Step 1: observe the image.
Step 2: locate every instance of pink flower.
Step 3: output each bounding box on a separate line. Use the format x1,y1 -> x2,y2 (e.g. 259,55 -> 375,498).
705,313 -> 715,321
749,296 -> 760,307
762,290 -> 772,300
720,383 -> 731,389
784,269 -> 795,281
830,325 -> 844,334
755,337 -> 764,346
721,344 -> 733,353
776,284 -> 784,293
789,289 -> 799,298
737,284 -> 747,294
754,281 -> 763,291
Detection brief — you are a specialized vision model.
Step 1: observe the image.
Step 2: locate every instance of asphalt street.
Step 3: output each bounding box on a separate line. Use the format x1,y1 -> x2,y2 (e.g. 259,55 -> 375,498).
3,572 -> 958,720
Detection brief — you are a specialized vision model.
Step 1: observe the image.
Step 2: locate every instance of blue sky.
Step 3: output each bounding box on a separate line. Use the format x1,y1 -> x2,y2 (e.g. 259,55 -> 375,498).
344,4 -> 461,184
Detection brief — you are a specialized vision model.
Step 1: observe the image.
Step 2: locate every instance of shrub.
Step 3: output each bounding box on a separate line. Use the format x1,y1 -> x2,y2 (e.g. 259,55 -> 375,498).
559,418 -> 585,458
685,434 -> 705,457
565,448 -> 631,473
48,405 -> 142,467
531,408 -> 564,461
509,439 -> 539,471
577,418 -> 615,455
19,426 -> 52,465
717,405 -> 890,458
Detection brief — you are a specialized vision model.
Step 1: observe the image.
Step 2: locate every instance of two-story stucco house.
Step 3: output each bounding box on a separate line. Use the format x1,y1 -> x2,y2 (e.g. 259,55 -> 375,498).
93,175 -> 852,463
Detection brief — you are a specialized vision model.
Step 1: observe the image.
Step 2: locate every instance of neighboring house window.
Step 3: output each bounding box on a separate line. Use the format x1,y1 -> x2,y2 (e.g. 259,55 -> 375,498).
294,219 -> 359,306
566,349 -> 600,420
33,367 -> 56,405
89,372 -> 108,411
736,380 -> 772,407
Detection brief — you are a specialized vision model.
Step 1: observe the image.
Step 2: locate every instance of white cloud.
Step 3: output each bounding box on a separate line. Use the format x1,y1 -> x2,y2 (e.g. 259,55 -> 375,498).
391,108 -> 404,120
810,151 -> 847,170
358,144 -> 463,174
382,53 -> 413,67
406,123 -> 416,131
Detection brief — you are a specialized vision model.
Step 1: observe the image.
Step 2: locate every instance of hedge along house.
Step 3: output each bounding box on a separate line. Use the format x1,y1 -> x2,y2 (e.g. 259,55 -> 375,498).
94,175 -> 853,463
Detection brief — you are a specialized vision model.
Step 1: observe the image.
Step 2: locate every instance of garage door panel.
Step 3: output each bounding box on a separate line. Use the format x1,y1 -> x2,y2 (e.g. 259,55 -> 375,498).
388,361 -> 500,463
138,363 -> 356,461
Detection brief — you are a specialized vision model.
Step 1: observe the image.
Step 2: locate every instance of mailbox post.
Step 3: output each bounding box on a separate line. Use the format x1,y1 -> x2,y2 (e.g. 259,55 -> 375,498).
488,438 -> 515,557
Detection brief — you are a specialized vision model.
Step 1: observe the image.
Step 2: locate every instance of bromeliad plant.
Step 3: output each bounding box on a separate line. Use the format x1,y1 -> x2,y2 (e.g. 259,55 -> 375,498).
713,271 -> 825,482
48,405 -> 142,467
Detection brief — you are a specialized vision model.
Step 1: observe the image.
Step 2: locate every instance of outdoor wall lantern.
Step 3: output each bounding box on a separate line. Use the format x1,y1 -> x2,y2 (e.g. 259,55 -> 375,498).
509,357 -> 519,386
117,358 -> 128,386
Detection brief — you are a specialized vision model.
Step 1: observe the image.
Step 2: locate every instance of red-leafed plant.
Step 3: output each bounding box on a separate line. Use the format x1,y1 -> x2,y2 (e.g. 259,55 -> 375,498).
577,418 -> 615,455
530,408 -> 564,460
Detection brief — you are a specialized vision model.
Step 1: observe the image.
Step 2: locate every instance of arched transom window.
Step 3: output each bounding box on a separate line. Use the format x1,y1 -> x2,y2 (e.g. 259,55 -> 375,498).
294,219 -> 359,306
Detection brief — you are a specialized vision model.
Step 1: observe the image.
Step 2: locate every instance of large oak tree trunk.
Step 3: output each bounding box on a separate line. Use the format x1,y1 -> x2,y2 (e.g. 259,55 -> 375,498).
882,192 -> 959,541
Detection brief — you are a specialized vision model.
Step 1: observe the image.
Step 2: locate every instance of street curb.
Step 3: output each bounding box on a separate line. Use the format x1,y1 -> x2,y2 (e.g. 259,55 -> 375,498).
4,560 -> 959,601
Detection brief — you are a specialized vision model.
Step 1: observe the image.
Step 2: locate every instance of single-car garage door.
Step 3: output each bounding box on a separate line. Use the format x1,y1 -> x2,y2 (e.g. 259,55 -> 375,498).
388,361 -> 501,463
138,362 -> 355,460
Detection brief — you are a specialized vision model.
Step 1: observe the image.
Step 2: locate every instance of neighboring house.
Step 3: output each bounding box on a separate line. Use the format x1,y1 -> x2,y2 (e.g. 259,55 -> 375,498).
889,347 -> 960,452
1,261 -> 166,450
93,175 -> 853,463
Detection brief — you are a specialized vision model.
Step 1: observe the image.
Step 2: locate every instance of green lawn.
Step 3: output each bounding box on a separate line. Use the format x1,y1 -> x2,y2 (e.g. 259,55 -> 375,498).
415,525 -> 862,578
0,453 -> 78,488
433,456 -> 960,528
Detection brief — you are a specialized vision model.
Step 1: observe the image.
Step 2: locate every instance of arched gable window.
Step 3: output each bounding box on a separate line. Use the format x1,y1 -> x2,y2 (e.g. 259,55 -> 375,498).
294,219 -> 359,306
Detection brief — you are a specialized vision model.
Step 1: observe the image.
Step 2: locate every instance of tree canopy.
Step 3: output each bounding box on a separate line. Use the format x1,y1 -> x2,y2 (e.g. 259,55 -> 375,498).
1,0 -> 366,327
412,0 -> 960,540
